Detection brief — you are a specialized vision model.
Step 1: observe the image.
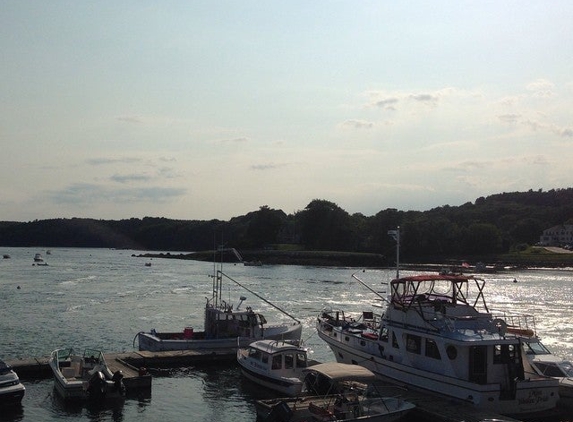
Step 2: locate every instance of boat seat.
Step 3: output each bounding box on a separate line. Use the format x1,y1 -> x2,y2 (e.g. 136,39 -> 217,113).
61,367 -> 77,379
308,402 -> 336,421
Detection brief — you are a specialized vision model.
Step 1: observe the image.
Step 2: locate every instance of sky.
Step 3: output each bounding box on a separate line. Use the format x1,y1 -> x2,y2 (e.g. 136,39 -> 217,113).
1,1 -> 572,222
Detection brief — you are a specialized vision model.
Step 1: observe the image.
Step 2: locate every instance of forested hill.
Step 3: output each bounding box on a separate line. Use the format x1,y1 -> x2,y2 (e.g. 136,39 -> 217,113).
1,188 -> 572,263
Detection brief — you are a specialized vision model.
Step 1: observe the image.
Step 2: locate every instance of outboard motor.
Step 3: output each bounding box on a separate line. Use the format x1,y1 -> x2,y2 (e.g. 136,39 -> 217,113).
87,371 -> 107,400
110,370 -> 125,396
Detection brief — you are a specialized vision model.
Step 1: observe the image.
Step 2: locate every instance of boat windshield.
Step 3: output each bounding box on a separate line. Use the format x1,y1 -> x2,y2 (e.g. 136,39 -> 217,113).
535,361 -> 573,378
524,340 -> 551,355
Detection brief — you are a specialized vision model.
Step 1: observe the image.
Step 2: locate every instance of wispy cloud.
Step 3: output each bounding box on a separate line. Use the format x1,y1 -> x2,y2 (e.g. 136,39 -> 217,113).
217,137 -> 250,144
339,119 -> 374,129
110,173 -> 152,183
86,157 -> 142,166
48,183 -> 186,204
250,162 -> 288,171
116,115 -> 143,124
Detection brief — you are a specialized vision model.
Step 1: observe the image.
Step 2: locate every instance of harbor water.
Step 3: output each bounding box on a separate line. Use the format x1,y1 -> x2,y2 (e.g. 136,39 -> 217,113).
1,247 -> 572,421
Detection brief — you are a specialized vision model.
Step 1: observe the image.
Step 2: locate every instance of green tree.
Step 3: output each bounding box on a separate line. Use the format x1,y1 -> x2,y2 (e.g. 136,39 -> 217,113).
298,199 -> 353,251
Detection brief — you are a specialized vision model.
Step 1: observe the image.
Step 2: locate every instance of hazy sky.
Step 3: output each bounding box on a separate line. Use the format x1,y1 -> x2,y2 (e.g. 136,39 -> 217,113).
2,1 -> 572,221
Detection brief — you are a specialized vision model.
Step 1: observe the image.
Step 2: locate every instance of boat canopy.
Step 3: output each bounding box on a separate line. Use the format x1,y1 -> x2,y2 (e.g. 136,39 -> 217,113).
390,274 -> 489,313
302,362 -> 377,383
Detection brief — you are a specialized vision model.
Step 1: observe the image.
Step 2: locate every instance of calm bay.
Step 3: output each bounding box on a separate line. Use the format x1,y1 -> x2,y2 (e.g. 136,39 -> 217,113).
1,247 -> 571,421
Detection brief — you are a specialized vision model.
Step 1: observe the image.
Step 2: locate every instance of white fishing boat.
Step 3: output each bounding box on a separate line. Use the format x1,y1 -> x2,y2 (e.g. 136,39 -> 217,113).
135,255 -> 302,352
237,339 -> 311,396
255,362 -> 415,422
0,359 -> 25,407
48,348 -> 125,401
316,272 -> 560,417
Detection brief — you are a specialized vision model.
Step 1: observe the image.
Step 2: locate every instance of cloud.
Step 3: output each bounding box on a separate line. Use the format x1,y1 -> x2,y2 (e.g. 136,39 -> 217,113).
339,119 -> 374,129
250,162 -> 288,171
110,173 -> 152,183
374,97 -> 399,109
217,137 -> 249,144
48,183 -> 186,205
116,115 -> 143,124
86,157 -> 142,166
526,79 -> 555,97
498,114 -> 521,123
410,93 -> 439,104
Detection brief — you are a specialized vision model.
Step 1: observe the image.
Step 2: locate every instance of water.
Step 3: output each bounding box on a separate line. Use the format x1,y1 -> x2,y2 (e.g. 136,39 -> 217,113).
1,248 -> 572,421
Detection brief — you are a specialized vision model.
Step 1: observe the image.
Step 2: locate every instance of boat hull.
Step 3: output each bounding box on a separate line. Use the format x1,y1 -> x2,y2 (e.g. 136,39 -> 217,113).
239,364 -> 303,397
138,324 -> 302,352
318,328 -> 559,417
0,384 -> 26,407
255,395 -> 415,422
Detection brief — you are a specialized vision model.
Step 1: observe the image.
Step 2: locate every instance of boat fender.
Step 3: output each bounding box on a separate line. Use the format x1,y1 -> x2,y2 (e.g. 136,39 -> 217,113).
492,318 -> 507,336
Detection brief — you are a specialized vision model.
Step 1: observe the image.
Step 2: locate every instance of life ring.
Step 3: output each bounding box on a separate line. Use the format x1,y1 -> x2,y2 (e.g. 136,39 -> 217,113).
492,318 -> 507,336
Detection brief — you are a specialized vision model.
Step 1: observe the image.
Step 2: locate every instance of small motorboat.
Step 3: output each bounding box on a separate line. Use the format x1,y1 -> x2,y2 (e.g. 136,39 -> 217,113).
237,339 -> 311,396
33,253 -> 48,266
48,348 -> 125,401
0,359 -> 25,407
255,362 -> 415,422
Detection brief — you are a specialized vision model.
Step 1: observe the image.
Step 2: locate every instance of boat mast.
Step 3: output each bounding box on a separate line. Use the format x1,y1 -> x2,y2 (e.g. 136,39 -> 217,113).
388,226 -> 400,279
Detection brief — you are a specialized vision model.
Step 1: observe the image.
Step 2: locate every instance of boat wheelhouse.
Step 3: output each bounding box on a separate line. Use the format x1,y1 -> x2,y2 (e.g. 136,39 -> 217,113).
237,339 -> 311,396
317,273 -> 560,417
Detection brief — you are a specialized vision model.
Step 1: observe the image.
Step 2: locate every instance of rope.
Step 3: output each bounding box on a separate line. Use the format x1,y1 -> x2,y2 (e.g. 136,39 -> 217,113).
220,271 -> 301,323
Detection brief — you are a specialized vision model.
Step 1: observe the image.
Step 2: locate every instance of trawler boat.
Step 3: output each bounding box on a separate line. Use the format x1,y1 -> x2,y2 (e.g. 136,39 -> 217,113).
317,273 -> 560,417
255,362 -> 415,422
0,359 -> 25,406
237,339 -> 311,396
49,348 -> 125,401
136,268 -> 302,352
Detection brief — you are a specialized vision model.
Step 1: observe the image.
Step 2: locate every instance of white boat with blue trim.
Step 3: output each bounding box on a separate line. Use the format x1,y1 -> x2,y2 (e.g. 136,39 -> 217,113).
237,339 -> 311,396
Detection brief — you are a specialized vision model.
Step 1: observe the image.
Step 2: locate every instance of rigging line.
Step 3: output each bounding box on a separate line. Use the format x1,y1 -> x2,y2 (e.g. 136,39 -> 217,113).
352,271 -> 390,305
219,271 -> 301,323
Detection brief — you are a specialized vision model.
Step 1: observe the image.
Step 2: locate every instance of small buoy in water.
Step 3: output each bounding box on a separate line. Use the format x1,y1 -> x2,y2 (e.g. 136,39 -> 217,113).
513,278 -> 518,283
17,285 -> 20,289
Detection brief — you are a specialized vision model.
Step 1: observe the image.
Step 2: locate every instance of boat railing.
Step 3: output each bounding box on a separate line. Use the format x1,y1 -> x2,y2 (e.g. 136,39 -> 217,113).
492,312 -> 537,337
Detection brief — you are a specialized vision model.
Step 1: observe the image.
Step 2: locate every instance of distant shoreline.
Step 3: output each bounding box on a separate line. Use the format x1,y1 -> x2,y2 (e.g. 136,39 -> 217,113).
135,249 -> 573,271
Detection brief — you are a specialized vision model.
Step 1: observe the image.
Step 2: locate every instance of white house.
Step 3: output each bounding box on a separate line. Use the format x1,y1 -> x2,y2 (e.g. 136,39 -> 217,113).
539,224 -> 573,246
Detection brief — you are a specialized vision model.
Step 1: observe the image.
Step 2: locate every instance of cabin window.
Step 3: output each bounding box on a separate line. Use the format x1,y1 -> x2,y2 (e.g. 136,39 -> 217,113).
296,352 -> 307,368
261,353 -> 269,364
425,338 -> 441,359
406,334 -> 421,354
392,332 -> 399,349
379,327 -> 389,342
248,348 -> 262,361
272,355 -> 282,369
493,344 -> 517,364
446,345 -> 457,360
285,354 -> 294,369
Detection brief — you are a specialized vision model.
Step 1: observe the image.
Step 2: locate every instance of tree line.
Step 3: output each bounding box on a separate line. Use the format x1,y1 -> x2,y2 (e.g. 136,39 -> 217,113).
1,188 -> 572,264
